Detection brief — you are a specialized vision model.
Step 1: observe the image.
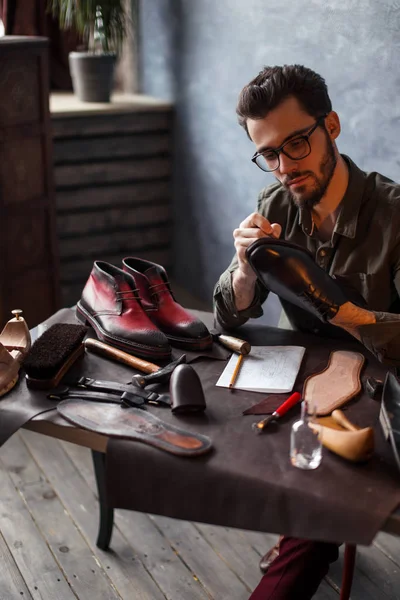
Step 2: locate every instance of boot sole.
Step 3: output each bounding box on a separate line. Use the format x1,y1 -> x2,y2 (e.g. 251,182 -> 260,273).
76,302 -> 171,361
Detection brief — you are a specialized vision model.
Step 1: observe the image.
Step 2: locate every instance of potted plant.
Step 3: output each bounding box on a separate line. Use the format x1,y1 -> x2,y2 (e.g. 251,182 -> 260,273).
49,0 -> 127,102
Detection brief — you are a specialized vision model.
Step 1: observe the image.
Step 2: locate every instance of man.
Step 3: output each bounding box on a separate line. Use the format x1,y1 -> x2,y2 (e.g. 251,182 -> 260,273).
213,65 -> 400,599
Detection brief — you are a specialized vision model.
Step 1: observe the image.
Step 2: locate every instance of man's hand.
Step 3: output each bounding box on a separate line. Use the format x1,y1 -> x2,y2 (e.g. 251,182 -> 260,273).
234,213 -> 282,276
232,213 -> 282,312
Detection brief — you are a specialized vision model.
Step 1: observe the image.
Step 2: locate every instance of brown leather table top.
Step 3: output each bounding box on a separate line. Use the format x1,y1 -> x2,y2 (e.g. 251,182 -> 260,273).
2,308 -> 400,545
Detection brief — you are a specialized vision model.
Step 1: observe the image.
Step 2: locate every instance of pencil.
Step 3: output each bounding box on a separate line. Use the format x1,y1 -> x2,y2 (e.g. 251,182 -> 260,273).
229,353 -> 244,391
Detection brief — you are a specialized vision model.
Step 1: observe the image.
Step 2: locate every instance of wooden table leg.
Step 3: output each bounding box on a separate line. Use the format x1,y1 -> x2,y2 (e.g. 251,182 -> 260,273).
340,543 -> 356,600
92,450 -> 114,550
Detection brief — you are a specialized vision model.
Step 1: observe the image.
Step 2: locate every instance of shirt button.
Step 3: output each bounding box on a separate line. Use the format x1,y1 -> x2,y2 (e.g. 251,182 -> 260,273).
319,249 -> 327,257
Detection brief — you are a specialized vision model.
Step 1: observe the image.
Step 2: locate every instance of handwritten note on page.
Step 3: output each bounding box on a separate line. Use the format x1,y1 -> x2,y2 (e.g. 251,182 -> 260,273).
216,346 -> 306,393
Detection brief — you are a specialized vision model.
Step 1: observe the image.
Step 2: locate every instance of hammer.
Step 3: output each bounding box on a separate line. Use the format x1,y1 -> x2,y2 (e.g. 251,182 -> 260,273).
84,338 -> 186,388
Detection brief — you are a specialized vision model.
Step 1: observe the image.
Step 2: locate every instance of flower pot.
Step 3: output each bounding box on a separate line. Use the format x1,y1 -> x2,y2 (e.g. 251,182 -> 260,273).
68,52 -> 116,103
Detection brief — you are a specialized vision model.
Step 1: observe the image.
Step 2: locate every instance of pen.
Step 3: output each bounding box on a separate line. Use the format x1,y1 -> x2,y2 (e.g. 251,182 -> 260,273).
229,353 -> 244,391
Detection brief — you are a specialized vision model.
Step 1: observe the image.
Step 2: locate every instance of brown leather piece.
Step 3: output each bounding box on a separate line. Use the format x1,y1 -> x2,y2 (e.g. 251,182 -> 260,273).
303,350 -> 365,415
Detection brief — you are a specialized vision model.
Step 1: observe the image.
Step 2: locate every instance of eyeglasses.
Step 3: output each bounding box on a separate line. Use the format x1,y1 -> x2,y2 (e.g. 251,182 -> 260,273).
251,114 -> 327,173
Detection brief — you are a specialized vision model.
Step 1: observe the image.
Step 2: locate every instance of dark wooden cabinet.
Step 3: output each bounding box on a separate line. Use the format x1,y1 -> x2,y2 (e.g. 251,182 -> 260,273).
0,37 -> 60,328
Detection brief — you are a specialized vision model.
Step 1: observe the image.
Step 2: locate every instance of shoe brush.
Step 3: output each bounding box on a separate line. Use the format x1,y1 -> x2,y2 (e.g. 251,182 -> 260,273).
23,324 -> 87,389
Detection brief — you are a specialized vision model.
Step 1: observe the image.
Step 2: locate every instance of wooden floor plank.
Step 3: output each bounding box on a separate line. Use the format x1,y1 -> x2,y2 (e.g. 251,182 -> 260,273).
328,544 -> 400,600
193,522 -> 265,590
151,514 -> 251,599
61,440 -> 211,600
116,509 -> 210,600
374,531 -> 400,568
0,451 -> 76,600
235,528 -> 279,557
1,435 -> 121,600
19,430 -> 167,600
0,530 -> 33,600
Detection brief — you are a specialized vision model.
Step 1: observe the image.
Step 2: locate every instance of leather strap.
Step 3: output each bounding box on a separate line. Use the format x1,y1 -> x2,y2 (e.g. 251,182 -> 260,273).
64,378 -> 171,407
48,388 -> 147,408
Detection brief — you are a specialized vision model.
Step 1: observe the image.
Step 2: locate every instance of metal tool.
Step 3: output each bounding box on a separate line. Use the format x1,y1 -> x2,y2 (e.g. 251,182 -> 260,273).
252,392 -> 302,434
131,355 -> 187,388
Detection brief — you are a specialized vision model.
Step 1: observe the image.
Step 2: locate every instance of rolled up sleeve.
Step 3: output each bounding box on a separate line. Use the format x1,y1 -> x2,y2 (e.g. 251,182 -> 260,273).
213,263 -> 268,329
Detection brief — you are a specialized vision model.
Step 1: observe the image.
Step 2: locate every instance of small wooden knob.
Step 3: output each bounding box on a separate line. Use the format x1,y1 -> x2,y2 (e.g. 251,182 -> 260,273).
11,309 -> 23,320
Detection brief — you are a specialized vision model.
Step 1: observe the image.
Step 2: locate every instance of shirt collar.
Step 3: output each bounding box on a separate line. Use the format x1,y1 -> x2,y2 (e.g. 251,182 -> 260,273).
298,155 -> 367,239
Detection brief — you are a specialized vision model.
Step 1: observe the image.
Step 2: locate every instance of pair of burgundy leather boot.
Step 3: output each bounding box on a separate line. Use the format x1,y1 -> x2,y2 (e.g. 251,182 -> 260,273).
76,258 -> 212,360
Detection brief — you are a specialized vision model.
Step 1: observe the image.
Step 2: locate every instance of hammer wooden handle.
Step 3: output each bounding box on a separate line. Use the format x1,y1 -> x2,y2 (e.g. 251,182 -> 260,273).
84,338 -> 160,373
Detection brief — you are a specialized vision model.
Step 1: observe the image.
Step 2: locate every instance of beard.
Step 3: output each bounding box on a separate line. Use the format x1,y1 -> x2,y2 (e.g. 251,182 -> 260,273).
279,132 -> 337,209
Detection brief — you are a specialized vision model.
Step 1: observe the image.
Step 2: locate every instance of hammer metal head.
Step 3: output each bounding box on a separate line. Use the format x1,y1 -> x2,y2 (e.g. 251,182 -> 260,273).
131,354 -> 187,388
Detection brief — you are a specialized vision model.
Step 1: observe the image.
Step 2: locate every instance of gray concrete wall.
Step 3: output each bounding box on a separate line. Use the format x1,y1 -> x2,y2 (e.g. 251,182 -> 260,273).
139,0 -> 400,323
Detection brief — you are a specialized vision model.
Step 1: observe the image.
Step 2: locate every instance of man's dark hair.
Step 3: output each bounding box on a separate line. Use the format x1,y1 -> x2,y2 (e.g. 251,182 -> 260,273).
236,65 -> 332,138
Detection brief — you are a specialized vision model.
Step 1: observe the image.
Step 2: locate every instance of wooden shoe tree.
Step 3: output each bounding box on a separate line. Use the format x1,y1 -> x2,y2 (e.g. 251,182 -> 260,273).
310,409 -> 374,463
0,309 -> 31,397
0,309 -> 31,362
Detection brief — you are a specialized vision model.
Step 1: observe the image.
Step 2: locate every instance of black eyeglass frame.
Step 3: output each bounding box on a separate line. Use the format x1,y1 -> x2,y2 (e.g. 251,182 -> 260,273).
251,114 -> 328,173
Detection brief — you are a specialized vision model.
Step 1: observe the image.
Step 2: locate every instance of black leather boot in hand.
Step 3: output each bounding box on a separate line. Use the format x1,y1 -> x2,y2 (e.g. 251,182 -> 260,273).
246,238 -> 349,322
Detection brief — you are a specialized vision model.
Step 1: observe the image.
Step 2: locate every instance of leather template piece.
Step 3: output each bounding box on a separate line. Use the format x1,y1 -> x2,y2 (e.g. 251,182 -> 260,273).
303,350 -> 365,415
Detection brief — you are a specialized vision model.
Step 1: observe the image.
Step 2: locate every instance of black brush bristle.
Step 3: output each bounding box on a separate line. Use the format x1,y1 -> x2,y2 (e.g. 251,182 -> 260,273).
23,324 -> 87,380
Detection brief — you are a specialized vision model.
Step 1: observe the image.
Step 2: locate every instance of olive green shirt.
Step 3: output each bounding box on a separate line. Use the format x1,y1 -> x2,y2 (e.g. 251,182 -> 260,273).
213,156 -> 400,366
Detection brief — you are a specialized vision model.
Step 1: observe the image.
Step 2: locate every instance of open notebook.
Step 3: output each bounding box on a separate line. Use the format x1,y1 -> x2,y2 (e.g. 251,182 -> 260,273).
216,346 -> 306,393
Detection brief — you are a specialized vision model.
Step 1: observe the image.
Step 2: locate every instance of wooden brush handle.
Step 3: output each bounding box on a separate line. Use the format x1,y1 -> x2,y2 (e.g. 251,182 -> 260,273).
218,335 -> 251,355
331,409 -> 360,432
84,338 -> 160,373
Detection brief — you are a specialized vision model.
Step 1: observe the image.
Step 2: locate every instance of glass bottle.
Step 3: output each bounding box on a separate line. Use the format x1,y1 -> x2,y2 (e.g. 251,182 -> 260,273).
290,399 -> 322,470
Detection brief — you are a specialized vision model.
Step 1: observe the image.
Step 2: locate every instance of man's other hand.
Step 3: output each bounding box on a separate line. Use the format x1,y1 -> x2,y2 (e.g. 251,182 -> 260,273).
232,213 -> 282,312
233,212 -> 282,278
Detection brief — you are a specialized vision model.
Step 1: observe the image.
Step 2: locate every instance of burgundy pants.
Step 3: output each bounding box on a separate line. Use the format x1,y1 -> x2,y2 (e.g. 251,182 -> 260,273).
249,536 -> 339,600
